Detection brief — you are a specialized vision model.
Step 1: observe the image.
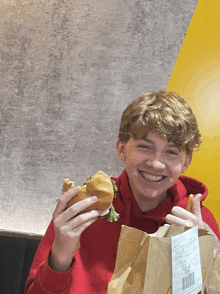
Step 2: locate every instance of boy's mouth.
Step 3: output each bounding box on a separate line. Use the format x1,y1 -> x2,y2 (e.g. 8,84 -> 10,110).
139,171 -> 166,182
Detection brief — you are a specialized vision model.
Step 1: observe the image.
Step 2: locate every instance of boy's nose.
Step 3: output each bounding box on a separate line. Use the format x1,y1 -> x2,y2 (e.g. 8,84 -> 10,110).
146,155 -> 166,170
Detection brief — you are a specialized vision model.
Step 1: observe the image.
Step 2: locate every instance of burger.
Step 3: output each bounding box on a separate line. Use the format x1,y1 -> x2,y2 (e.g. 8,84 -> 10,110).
62,170 -> 120,222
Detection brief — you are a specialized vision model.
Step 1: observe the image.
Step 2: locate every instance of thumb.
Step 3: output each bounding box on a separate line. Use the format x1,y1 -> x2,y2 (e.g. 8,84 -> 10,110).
192,193 -> 202,220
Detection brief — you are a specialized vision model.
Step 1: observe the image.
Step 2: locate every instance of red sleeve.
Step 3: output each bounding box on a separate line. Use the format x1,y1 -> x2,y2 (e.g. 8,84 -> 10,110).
24,220 -> 74,294
201,206 -> 220,240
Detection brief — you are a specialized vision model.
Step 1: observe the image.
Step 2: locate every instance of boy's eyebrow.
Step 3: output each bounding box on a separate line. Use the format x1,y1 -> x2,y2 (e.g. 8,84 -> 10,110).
142,138 -> 177,148
144,138 -> 154,144
167,143 -> 177,147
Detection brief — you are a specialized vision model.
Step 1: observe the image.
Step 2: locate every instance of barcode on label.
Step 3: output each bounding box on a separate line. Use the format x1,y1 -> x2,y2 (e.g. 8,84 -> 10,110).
182,272 -> 195,290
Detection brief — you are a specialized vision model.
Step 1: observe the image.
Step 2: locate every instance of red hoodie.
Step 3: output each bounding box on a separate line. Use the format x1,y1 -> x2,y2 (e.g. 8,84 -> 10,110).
25,170 -> 220,294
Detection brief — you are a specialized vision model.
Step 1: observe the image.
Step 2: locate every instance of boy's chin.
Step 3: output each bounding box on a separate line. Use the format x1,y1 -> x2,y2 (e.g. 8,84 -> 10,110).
138,180 -> 173,199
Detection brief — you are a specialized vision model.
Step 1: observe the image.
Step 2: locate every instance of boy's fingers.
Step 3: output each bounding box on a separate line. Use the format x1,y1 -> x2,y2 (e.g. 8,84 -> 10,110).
67,210 -> 101,232
60,196 -> 98,222
165,213 -> 193,227
168,206 -> 198,224
53,186 -> 80,218
166,194 -> 206,230
191,193 -> 202,220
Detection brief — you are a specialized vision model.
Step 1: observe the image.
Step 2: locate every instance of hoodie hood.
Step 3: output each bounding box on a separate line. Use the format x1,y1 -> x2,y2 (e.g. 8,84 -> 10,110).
112,170 -> 209,230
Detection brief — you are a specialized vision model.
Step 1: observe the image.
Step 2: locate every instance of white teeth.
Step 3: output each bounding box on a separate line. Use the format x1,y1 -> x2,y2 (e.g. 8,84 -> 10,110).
141,171 -> 164,182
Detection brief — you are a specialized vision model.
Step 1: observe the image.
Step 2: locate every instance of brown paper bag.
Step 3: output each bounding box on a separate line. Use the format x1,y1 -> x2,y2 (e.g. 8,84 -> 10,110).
107,224 -> 214,294
208,250 -> 220,294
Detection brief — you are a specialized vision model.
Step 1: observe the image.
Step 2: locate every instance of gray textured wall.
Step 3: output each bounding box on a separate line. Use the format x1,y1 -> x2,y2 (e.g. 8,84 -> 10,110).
0,0 -> 198,234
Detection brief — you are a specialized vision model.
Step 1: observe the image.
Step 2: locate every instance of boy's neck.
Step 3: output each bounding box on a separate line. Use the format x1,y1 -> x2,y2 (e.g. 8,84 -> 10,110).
134,190 -> 169,213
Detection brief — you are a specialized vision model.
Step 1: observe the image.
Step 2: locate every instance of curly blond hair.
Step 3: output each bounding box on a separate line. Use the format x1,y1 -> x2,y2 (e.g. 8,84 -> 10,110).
118,90 -> 202,155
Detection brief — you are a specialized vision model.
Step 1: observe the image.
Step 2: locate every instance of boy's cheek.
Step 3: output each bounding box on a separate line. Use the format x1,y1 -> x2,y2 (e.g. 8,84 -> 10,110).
173,163 -> 183,174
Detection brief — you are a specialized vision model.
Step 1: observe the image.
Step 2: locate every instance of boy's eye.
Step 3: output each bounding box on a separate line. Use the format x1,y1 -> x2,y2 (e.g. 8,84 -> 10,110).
166,150 -> 178,155
138,145 -> 151,149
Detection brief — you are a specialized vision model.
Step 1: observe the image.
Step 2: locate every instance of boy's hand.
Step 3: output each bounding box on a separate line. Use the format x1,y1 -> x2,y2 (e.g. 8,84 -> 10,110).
165,193 -> 220,258
50,186 -> 102,272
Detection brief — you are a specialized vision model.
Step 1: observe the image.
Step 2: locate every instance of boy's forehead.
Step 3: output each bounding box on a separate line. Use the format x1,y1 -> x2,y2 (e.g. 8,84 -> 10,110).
143,137 -> 176,147
141,131 -> 170,143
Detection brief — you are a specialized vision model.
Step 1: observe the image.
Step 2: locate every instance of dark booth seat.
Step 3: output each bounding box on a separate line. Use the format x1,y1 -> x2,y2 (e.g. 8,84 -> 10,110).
0,229 -> 43,294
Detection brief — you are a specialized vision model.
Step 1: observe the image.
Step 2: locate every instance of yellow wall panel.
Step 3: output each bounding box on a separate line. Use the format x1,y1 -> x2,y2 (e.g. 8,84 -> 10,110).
167,0 -> 220,226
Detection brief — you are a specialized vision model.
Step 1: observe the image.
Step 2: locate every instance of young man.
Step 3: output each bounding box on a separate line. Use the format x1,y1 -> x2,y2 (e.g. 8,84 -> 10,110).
25,90 -> 220,294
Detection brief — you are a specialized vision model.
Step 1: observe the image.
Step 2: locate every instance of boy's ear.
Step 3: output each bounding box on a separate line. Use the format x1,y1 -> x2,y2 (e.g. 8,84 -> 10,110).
116,139 -> 126,161
181,155 -> 192,173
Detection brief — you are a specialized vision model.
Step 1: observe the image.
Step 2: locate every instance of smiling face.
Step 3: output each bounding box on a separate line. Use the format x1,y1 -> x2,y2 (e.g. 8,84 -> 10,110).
116,131 -> 192,211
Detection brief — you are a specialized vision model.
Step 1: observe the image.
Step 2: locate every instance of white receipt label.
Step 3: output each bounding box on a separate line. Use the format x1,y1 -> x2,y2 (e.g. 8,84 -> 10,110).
171,226 -> 202,294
